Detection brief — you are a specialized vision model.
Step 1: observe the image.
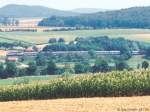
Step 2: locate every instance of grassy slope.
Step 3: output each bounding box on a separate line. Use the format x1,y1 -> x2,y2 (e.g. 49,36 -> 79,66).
1,29 -> 150,44
0,96 -> 149,112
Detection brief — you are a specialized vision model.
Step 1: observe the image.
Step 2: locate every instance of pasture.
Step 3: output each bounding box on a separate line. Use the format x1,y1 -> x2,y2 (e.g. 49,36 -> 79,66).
0,29 -> 150,44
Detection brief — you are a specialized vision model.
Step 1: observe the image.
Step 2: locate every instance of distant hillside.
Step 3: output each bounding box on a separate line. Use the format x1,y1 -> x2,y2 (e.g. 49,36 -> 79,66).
39,6 -> 150,29
71,8 -> 108,13
0,4 -> 78,18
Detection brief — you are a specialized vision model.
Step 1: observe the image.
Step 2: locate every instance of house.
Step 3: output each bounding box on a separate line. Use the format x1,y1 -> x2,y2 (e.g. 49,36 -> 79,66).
6,57 -> 18,62
0,50 -> 7,57
24,47 -> 34,52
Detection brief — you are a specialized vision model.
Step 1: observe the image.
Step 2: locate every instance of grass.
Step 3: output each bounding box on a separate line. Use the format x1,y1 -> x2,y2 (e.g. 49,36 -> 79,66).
1,29 -> 150,44
0,96 -> 149,112
0,75 -> 59,86
127,55 -> 150,68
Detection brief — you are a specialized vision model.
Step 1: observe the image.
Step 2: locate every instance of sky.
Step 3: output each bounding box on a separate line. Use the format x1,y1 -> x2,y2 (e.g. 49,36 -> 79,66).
0,0 -> 150,10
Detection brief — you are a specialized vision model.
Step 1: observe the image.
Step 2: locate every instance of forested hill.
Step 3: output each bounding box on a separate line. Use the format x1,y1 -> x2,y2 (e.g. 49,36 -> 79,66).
39,6 -> 150,28
0,4 -> 78,17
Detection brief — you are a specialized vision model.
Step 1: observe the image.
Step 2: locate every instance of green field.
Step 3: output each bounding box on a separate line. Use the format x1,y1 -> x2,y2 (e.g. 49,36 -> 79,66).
0,75 -> 59,86
1,29 -> 150,44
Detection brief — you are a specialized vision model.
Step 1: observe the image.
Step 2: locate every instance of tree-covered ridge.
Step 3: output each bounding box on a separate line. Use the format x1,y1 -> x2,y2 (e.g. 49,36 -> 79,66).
39,6 -> 150,28
43,36 -> 145,51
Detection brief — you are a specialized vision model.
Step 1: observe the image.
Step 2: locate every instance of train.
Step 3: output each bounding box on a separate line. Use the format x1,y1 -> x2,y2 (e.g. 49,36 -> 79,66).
6,50 -> 145,57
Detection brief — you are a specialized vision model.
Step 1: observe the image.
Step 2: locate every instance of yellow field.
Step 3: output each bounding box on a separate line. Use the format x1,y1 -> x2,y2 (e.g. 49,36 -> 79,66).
0,96 -> 150,112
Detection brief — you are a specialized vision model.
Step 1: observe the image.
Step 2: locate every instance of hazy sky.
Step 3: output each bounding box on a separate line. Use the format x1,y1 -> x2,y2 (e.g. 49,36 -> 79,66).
0,0 -> 150,10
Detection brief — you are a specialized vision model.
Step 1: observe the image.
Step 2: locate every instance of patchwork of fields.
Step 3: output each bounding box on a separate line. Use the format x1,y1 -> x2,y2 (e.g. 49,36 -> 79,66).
1,29 -> 150,44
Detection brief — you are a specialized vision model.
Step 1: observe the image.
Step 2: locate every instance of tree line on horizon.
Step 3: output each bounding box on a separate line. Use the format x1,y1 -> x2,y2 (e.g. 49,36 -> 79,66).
39,6 -> 150,29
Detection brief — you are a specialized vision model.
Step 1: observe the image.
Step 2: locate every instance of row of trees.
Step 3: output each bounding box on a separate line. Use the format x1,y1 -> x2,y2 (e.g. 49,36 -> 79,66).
48,38 -> 65,43
0,42 -> 29,49
44,36 -> 145,52
0,57 -> 149,79
0,60 -> 57,78
0,17 -> 19,26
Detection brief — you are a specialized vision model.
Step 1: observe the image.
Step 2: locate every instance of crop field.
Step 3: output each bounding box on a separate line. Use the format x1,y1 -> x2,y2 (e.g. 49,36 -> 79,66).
0,96 -> 149,112
0,70 -> 149,101
1,29 -> 150,44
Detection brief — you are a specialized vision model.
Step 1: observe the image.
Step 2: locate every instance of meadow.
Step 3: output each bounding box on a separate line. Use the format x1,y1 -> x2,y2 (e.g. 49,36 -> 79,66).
1,29 -> 150,44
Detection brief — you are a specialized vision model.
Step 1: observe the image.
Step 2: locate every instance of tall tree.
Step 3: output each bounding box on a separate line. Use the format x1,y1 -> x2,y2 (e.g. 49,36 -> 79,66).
47,60 -> 57,75
5,62 -> 18,77
27,62 -> 37,75
0,64 -> 5,78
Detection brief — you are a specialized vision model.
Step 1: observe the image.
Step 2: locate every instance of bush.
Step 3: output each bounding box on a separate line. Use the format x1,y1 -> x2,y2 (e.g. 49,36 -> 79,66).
27,62 -> 37,75
0,70 -> 150,101
115,61 -> 129,71
92,59 -> 110,73
142,61 -> 149,69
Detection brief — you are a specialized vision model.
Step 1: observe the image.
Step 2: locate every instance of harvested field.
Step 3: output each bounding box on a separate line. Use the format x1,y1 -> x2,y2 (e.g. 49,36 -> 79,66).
0,96 -> 149,112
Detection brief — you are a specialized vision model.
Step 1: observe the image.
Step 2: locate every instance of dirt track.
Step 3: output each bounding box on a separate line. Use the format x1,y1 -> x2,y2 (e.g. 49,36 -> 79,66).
0,96 -> 150,112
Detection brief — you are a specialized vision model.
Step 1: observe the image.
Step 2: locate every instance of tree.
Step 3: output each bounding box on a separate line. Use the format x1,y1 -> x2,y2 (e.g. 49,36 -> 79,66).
27,62 -> 37,75
137,63 -> 141,69
18,68 -> 27,76
15,20 -> 19,26
93,59 -> 109,73
5,62 -> 18,77
142,61 -> 149,69
74,63 -> 85,74
49,38 -> 57,43
145,47 -> 150,58
82,61 -> 91,73
36,53 -> 46,66
47,60 -> 57,75
88,50 -> 96,58
58,38 -> 65,43
120,45 -> 132,60
0,64 -> 5,78
115,61 -> 129,71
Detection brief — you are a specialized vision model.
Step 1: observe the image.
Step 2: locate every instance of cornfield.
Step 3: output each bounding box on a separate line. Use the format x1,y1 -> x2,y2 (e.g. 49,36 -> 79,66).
0,70 -> 150,101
